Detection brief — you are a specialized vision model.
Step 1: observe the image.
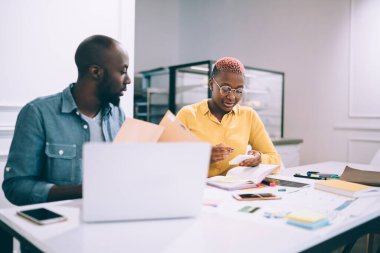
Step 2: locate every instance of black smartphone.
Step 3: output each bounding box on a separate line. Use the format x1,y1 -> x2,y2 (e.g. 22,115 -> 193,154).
233,193 -> 281,201
17,208 -> 67,225
263,177 -> 309,188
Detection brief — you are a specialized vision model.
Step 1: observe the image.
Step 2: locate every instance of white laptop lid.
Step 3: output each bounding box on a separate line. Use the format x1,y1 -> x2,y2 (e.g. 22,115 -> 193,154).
82,142 -> 211,222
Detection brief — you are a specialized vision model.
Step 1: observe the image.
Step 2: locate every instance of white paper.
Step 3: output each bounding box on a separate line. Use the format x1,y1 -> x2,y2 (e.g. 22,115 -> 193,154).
226,165 -> 279,181
229,155 -> 254,165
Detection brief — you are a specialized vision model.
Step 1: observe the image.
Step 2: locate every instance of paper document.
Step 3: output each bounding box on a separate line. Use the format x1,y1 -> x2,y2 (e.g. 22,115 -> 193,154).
229,155 -> 254,165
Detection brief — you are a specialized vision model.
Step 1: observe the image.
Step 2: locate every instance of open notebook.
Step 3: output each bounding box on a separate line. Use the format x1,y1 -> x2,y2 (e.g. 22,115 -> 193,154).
207,164 -> 280,190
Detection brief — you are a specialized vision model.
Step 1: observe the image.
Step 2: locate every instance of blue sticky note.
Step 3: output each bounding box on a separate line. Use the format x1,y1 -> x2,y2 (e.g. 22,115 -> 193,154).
287,218 -> 330,230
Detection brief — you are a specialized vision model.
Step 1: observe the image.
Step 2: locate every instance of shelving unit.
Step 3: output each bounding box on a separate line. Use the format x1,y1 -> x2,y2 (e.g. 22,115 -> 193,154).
146,87 -> 169,122
168,61 -> 284,138
135,68 -> 169,123
136,60 -> 285,138
134,101 -> 147,120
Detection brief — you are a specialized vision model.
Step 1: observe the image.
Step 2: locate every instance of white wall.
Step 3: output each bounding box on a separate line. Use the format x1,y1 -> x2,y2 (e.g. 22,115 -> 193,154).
135,0 -> 380,165
350,0 -> 380,118
0,0 -> 135,208
135,0 -> 179,73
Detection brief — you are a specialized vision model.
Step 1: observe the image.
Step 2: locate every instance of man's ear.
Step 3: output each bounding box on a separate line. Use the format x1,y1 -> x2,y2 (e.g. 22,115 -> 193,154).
89,65 -> 104,80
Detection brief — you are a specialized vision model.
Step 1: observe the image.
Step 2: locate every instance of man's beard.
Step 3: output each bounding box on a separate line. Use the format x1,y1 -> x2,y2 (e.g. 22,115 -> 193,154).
97,70 -> 120,107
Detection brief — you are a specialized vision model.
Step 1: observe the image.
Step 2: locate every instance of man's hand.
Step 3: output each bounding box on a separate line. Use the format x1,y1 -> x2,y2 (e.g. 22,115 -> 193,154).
210,143 -> 234,164
239,150 -> 261,167
47,185 -> 82,202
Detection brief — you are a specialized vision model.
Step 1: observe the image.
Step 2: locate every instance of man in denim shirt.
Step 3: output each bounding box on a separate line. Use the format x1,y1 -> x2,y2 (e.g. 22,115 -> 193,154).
2,35 -> 131,205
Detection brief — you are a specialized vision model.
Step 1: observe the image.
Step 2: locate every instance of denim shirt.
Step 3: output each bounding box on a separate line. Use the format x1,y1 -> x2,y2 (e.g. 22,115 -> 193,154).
2,84 -> 125,205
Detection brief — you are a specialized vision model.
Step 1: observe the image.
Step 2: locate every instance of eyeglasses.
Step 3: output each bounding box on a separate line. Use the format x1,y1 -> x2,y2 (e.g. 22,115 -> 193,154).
212,78 -> 244,97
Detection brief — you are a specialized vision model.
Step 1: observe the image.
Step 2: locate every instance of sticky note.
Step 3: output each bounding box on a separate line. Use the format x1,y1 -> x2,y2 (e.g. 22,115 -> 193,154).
239,206 -> 260,213
286,211 -> 326,223
287,218 -> 330,230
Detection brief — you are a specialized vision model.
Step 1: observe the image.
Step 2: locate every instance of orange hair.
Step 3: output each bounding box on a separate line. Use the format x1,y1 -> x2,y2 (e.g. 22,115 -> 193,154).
212,57 -> 245,76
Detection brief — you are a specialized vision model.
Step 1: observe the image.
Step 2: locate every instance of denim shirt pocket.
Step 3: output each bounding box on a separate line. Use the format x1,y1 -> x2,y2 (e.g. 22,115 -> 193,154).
45,143 -> 77,184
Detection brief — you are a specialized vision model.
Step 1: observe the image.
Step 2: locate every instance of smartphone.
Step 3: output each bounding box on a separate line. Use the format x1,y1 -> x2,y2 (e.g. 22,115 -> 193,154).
233,193 -> 281,201
263,177 -> 309,188
17,208 -> 67,225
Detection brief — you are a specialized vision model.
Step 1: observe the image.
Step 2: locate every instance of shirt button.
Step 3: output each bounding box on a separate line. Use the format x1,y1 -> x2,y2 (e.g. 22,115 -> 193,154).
83,125 -> 88,129
76,111 -> 80,115
58,150 -> 64,155
5,167 -> 11,172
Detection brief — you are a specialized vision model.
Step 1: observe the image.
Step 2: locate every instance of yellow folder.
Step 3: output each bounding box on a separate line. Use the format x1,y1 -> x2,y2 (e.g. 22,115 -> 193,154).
314,179 -> 380,198
158,111 -> 199,142
113,111 -> 199,143
113,118 -> 164,143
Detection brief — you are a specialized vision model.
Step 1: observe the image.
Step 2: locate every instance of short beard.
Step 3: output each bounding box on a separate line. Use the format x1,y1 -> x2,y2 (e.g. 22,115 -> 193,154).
109,97 -> 120,107
97,70 -> 120,107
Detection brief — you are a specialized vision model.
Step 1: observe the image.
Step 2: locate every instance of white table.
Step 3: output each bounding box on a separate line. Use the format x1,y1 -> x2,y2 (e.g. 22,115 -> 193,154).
1,162 -> 380,253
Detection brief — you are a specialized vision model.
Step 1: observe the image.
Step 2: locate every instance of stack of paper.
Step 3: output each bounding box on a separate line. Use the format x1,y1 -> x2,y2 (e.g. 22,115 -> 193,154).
286,211 -> 330,230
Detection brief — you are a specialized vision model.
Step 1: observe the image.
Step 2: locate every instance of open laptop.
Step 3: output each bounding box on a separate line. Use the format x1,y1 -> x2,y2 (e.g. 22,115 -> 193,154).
82,142 -> 211,222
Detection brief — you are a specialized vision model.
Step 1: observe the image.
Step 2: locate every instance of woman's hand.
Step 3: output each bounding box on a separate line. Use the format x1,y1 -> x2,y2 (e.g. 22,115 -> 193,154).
210,143 -> 234,164
239,150 -> 261,167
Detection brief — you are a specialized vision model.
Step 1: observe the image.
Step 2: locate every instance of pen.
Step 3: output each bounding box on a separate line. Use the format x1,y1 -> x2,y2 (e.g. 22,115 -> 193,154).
249,207 -> 260,213
293,173 -> 326,180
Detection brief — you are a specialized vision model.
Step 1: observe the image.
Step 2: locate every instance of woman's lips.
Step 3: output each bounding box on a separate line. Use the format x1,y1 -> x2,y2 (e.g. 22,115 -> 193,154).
223,101 -> 235,108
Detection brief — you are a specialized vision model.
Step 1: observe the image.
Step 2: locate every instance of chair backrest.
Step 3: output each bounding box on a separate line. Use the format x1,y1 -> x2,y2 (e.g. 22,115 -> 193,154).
370,149 -> 380,167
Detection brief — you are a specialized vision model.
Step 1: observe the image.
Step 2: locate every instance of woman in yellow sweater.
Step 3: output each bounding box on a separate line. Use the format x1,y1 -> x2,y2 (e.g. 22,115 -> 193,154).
176,57 -> 280,177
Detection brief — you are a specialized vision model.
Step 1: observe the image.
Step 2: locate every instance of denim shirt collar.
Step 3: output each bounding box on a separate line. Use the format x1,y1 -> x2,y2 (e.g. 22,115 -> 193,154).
61,83 -> 112,118
61,84 -> 78,114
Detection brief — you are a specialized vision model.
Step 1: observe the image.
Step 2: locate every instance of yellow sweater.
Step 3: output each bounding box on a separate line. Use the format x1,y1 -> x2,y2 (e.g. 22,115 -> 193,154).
176,100 -> 280,177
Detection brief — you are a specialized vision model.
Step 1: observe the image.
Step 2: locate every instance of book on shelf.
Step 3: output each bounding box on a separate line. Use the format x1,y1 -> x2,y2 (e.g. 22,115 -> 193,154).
206,164 -> 280,191
314,179 -> 380,198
